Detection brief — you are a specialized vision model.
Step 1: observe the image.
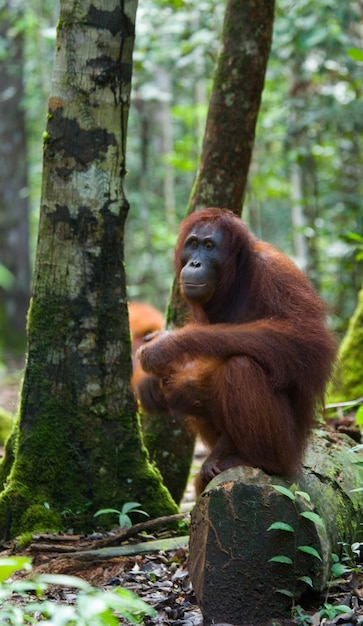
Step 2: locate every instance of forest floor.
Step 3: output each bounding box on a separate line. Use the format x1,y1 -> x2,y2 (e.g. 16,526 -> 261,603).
0,363 -> 362,626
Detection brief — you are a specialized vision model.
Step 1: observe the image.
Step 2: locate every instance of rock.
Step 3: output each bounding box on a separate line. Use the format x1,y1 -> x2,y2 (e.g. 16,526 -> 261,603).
188,430 -> 363,625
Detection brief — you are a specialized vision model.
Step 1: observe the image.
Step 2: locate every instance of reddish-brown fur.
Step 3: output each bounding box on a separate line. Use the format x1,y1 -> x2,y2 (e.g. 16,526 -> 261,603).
128,302 -> 164,390
136,209 -> 336,494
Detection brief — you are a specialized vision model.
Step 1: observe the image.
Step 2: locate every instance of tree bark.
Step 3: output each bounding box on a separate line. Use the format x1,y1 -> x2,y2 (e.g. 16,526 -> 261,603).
0,0 -> 177,541
187,0 -> 275,215
0,1 -> 30,355
189,431 -> 363,625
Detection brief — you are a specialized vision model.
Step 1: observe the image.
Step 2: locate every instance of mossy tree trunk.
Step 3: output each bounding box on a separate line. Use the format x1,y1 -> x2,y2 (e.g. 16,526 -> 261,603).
329,283 -> 363,405
144,0 -> 276,503
0,0 -> 177,541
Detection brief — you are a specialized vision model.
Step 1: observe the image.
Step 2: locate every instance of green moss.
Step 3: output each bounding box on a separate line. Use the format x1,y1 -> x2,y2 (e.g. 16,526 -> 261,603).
329,285 -> 363,403
16,532 -> 33,550
0,295 -> 177,539
0,423 -> 19,489
0,408 -> 13,445
20,504 -> 62,534
142,412 -> 195,504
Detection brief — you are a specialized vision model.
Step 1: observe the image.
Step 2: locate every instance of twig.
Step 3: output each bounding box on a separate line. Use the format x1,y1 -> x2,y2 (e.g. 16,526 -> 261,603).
91,512 -> 187,549
325,396 -> 363,410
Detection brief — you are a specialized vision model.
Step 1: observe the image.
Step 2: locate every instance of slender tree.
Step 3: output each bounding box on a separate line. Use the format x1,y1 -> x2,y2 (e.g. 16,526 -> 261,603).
0,0 -> 177,540
187,0 -> 275,216
143,0 -> 276,502
0,1 -> 30,355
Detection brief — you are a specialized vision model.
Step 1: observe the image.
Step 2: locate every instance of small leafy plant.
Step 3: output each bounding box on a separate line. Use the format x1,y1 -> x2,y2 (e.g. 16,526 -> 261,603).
291,604 -> 313,626
319,603 -> 351,621
0,555 -> 156,625
94,501 -> 149,528
267,484 -> 325,601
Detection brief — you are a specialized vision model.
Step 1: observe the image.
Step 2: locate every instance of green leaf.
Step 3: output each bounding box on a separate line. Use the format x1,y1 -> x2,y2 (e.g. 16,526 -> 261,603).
320,604 -> 352,619
331,562 -> 350,578
274,588 -> 294,598
298,546 -> 322,561
118,514 -> 133,528
38,574 -> 93,590
334,605 -> 352,614
0,264 -> 15,289
356,405 -> 363,427
103,587 -> 156,621
268,555 -> 293,564
121,502 -> 143,514
347,47 -> 363,62
346,231 -> 363,243
295,490 -> 311,503
0,556 -> 32,582
128,509 -> 150,518
271,485 -> 295,500
267,522 -> 295,532
300,511 -> 325,528
298,576 -> 313,587
352,542 -> 361,555
94,508 -> 121,518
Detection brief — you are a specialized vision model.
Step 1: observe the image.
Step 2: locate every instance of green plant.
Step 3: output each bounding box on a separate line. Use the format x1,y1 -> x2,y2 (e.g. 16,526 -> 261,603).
347,444 -> 363,494
0,555 -> 156,624
94,502 -> 149,528
330,539 -> 363,578
291,604 -> 313,626
330,552 -> 351,579
268,485 -> 363,620
268,485 -> 324,564
267,484 -> 325,602
319,603 -> 351,621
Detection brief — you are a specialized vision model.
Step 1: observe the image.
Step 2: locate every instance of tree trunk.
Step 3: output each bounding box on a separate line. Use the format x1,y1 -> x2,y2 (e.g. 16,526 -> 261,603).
187,0 -> 275,215
0,1 -> 30,355
144,0 -> 276,503
0,0 -> 177,541
189,431 -> 363,625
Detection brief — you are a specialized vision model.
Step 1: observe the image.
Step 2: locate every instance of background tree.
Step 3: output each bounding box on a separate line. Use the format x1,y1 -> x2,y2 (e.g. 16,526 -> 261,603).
125,0 -> 363,336
0,1 -> 31,355
248,0 -> 363,333
187,0 -> 275,216
0,0 -> 177,540
0,0 -> 362,511
1,0 -> 362,354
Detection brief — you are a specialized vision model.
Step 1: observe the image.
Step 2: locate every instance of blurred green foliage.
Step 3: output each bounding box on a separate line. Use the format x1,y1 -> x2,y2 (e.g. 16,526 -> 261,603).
2,0 -> 362,337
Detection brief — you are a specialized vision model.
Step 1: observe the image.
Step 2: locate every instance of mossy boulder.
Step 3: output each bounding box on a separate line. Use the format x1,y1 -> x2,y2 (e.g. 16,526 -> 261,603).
189,430 -> 363,626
